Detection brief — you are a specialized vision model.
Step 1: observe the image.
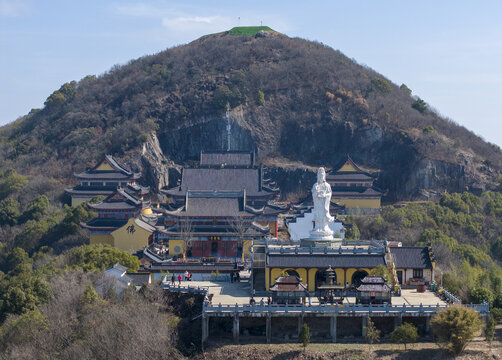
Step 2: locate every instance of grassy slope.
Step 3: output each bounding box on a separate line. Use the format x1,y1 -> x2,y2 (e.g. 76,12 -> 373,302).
228,26 -> 274,36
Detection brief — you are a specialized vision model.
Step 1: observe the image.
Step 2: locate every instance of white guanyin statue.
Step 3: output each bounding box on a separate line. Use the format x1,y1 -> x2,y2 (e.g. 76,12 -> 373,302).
310,167 -> 334,239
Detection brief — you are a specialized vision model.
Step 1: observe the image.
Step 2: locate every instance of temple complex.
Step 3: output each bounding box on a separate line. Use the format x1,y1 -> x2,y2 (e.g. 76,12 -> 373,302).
326,156 -> 384,213
65,155 -> 149,206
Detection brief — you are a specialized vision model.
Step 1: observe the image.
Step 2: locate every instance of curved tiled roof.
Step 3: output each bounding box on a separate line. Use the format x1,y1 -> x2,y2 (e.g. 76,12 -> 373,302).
390,246 -> 432,269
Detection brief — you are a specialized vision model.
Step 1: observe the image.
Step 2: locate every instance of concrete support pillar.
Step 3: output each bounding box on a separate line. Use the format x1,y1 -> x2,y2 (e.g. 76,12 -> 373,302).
362,317 -> 367,338
297,316 -> 303,338
266,316 -> 271,344
233,315 -> 239,343
425,316 -> 430,333
202,315 -> 209,343
394,314 -> 402,330
330,315 -> 337,343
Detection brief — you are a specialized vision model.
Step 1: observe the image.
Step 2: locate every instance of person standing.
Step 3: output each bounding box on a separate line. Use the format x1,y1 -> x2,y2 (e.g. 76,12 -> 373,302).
178,274 -> 182,285
171,274 -> 175,286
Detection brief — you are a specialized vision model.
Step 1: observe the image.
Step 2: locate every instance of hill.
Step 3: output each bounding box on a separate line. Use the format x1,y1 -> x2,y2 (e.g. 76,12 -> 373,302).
0,28 -> 501,201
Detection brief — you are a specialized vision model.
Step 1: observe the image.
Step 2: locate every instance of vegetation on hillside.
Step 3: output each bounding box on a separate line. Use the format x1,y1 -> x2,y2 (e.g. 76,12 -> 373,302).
352,191 -> 502,306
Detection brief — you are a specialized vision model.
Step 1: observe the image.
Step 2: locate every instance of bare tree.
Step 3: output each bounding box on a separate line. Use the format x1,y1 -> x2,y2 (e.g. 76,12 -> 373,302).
231,215 -> 248,262
179,219 -> 193,261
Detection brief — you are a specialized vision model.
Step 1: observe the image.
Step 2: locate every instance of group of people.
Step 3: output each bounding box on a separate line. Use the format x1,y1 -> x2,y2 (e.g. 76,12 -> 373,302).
170,271 -> 193,286
229,272 -> 240,283
249,297 -> 272,306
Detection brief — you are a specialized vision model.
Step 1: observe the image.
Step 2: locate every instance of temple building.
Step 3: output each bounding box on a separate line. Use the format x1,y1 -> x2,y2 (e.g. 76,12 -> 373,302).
326,156 -> 384,213
158,190 -> 286,258
160,150 -> 286,259
389,245 -> 435,286
82,189 -> 155,253
65,155 -> 149,206
162,150 -> 279,206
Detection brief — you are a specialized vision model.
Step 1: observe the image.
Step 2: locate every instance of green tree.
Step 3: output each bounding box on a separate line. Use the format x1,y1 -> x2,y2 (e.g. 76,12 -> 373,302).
369,264 -> 394,286
67,244 -> 140,272
255,90 -> 265,105
0,198 -> 20,226
485,315 -> 495,344
298,323 -> 310,350
370,78 -> 392,93
431,305 -> 482,356
21,195 -> 50,222
412,97 -> 427,114
364,317 -> 380,348
0,169 -> 28,199
345,222 -> 360,240
0,272 -> 52,321
400,83 -> 412,95
81,284 -> 100,306
5,247 -> 32,275
390,322 -> 418,351
422,125 -> 436,134
469,287 -> 495,306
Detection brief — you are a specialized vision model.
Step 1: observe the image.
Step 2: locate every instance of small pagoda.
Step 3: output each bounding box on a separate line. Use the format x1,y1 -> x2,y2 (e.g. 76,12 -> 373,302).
65,155 -> 149,206
269,275 -> 307,304
355,276 -> 392,304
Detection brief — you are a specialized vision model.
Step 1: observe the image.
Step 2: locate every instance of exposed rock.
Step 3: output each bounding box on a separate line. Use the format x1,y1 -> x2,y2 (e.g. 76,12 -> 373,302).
139,133 -> 181,193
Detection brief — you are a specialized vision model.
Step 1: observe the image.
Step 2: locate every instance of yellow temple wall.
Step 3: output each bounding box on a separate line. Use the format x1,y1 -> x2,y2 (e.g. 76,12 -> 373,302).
243,240 -> 253,256
111,219 -> 152,253
332,198 -> 381,209
266,266 -> 375,291
95,162 -> 114,171
269,268 -> 307,287
89,234 -> 114,247
169,240 -> 184,255
338,163 -> 358,172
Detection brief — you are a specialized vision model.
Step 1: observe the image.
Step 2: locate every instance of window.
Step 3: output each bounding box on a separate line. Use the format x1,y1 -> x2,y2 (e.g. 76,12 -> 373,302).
413,269 -> 423,278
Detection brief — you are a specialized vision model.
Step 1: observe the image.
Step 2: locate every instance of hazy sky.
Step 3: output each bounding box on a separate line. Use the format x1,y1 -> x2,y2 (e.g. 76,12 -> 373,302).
1,0 -> 501,146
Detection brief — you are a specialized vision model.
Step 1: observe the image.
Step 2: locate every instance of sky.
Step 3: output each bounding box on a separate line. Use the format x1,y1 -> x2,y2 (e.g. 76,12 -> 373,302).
1,0 -> 501,146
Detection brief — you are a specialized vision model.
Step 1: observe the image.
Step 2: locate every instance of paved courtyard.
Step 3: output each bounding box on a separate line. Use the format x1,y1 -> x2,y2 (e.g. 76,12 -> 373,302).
184,272 -> 447,307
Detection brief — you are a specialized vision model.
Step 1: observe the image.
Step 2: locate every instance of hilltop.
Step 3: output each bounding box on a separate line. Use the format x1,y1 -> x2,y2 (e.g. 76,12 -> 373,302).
0,28 -> 501,201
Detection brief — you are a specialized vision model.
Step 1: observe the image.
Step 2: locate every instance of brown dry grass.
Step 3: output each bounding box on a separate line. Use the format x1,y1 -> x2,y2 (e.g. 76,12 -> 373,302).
196,325 -> 502,360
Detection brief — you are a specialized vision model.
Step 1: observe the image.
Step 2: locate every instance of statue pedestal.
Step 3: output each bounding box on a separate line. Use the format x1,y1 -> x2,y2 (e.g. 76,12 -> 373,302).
301,229 -> 342,248
300,237 -> 342,248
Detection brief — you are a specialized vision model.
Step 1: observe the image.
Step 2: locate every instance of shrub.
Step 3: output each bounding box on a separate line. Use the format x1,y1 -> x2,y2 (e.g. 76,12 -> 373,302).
485,315 -> 495,344
469,288 -> 495,306
298,323 -> 310,350
364,317 -> 380,347
255,90 -> 265,105
412,97 -> 428,114
431,305 -> 482,355
423,125 -> 436,134
390,322 -> 418,351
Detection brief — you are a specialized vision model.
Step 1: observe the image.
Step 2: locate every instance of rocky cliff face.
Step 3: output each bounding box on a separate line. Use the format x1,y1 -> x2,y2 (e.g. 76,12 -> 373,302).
149,108 -> 495,202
